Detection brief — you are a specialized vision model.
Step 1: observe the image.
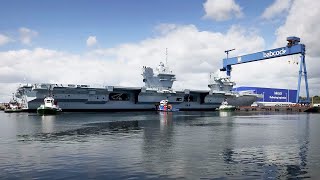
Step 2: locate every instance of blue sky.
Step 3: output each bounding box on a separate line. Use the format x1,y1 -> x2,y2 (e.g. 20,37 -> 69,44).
0,0 -> 281,52
0,0 -> 319,101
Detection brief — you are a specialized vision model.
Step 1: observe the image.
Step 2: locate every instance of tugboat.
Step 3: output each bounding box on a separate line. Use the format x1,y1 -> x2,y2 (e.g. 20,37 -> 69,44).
217,100 -> 236,111
4,93 -> 24,113
37,97 -> 62,115
4,102 -> 23,113
157,99 -> 179,112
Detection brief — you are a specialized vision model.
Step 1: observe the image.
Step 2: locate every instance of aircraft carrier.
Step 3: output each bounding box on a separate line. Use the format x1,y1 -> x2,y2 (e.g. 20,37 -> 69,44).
14,62 -> 260,111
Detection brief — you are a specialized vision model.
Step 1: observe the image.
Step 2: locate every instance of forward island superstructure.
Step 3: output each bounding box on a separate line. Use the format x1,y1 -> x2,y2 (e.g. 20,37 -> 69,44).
15,62 -> 227,111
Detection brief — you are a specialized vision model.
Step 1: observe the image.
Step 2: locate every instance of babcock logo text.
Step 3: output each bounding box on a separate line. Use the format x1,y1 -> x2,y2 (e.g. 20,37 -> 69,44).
263,48 -> 286,58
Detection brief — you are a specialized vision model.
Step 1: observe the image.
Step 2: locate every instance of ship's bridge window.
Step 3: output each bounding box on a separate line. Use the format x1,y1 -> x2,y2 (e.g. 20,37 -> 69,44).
109,93 -> 130,101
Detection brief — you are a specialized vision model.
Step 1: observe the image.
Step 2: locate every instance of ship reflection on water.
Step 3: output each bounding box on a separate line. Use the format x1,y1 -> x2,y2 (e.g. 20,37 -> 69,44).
41,115 -> 56,133
219,111 -> 233,117
159,111 -> 173,127
2,112 -> 319,179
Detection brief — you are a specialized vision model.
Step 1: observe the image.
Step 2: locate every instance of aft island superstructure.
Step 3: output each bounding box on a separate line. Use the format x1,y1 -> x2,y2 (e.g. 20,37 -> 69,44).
208,71 -> 262,107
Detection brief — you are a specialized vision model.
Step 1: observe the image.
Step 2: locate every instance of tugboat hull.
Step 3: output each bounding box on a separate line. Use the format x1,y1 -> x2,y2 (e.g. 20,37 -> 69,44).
218,107 -> 236,111
4,109 -> 24,113
37,107 -> 61,115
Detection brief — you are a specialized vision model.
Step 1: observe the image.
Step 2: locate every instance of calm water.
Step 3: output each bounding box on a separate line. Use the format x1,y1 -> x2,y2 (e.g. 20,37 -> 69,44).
0,111 -> 319,179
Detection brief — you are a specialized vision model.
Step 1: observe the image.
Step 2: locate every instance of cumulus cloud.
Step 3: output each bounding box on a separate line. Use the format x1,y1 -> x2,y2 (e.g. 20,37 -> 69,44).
261,0 -> 294,19
154,24 -> 179,35
19,27 -> 38,45
232,0 -> 319,97
203,0 -> 243,21
1,11 -> 318,102
0,24 -> 264,102
90,24 -> 265,89
86,36 -> 97,47
271,0 -> 320,96
274,0 -> 320,57
0,34 -> 12,46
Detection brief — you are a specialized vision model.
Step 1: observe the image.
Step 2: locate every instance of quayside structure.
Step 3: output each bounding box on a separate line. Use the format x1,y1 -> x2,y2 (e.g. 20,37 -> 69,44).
220,36 -> 309,103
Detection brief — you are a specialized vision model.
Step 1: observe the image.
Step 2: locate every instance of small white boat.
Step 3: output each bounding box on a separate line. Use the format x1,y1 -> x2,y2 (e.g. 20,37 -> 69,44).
217,101 -> 236,111
37,97 -> 62,115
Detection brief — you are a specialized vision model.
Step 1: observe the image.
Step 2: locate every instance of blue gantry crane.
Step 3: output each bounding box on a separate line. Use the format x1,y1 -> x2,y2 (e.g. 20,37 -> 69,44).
220,36 -> 309,103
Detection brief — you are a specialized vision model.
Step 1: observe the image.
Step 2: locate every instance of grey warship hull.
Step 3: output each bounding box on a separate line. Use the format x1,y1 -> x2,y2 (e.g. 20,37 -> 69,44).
17,85 -> 225,111
14,62 -> 260,111
225,93 -> 260,107
208,72 -> 261,107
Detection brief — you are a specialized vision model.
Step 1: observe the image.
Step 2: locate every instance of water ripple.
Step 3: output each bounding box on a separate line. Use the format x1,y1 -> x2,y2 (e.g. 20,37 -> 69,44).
0,112 -> 318,179
17,120 -> 142,142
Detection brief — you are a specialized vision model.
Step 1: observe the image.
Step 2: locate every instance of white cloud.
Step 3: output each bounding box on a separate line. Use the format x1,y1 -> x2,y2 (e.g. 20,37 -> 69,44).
1,12 -> 318,102
0,34 -> 12,46
261,0 -> 294,19
232,0 -> 320,98
154,24 -> 178,35
86,36 -> 97,47
203,0 -> 243,21
19,27 -> 38,45
0,24 -> 264,102
274,0 -> 320,57
272,0 -> 320,96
